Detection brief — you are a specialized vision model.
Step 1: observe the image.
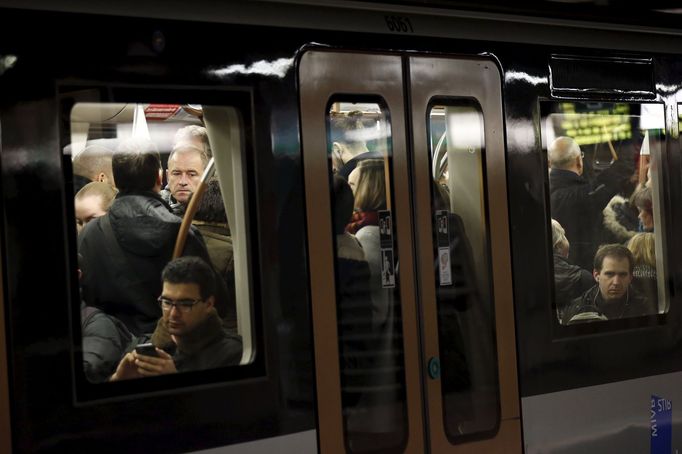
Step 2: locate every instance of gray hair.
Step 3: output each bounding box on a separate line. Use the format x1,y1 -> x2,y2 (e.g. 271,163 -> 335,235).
551,218 -> 569,254
173,125 -> 212,158
548,136 -> 581,170
168,143 -> 209,170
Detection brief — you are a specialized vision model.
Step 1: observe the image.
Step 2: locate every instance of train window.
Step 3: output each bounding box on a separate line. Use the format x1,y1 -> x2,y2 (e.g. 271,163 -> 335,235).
427,101 -> 500,440
65,101 -> 257,393
541,101 -> 667,326
326,100 -> 408,453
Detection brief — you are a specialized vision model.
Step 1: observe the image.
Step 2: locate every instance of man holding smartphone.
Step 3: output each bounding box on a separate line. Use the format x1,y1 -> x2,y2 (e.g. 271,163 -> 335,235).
110,256 -> 242,380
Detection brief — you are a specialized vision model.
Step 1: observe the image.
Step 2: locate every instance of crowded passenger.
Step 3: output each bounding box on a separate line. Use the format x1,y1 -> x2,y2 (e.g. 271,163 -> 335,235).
330,110 -> 381,179
109,256 -> 242,380
562,244 -> 652,324
602,192 -> 639,244
331,175 -> 373,408
174,125 -> 212,158
78,139 -> 215,335
346,159 -> 390,325
548,136 -> 632,270
627,232 -> 658,313
193,177 -> 236,330
78,254 -> 132,384
82,301 -> 132,383
432,181 -> 477,423
75,181 -> 117,234
161,126 -> 210,216
632,186 -> 654,232
72,144 -> 115,194
551,219 -> 594,321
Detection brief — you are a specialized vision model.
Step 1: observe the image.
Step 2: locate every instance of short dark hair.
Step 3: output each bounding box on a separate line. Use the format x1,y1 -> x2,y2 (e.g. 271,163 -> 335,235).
161,256 -> 216,300
593,244 -> 634,274
194,178 -> 227,224
112,140 -> 161,192
332,175 -> 354,235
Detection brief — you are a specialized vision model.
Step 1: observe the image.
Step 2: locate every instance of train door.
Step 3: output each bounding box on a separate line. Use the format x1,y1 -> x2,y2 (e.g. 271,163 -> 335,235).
299,50 -> 520,453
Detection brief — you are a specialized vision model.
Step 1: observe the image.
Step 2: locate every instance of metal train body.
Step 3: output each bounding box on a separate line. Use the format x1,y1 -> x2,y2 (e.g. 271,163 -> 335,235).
1,1 -> 682,453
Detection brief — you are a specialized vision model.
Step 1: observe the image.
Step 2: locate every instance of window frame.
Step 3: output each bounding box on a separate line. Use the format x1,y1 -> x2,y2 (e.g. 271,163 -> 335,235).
60,84 -> 265,403
539,99 -> 669,339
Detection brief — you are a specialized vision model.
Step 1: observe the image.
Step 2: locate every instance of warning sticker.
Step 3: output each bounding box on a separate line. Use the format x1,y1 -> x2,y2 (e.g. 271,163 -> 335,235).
380,248 -> 396,288
436,210 -> 452,286
439,248 -> 452,286
378,210 -> 393,249
144,104 -> 181,121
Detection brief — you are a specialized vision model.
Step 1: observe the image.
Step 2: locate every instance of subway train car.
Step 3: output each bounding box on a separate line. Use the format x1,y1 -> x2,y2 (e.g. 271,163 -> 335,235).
1,1 -> 682,453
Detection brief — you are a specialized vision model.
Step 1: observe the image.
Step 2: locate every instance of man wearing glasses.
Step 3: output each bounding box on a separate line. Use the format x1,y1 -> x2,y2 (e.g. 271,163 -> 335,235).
110,256 -> 242,380
548,136 -> 633,271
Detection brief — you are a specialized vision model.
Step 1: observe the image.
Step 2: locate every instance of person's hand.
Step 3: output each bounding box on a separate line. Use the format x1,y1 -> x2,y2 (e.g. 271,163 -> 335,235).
133,348 -> 177,376
109,352 -> 142,381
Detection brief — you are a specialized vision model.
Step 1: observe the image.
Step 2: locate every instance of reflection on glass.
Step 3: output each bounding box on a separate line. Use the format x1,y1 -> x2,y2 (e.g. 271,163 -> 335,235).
428,102 -> 500,440
543,102 -> 665,324
327,101 -> 408,453
68,103 -> 246,384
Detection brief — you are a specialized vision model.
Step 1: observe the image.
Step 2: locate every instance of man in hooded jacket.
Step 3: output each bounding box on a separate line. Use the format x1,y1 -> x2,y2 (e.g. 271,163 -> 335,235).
78,140 -> 224,335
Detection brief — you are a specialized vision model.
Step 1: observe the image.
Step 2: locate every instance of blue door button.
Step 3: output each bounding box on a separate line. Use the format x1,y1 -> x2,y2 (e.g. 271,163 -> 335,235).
428,357 -> 441,379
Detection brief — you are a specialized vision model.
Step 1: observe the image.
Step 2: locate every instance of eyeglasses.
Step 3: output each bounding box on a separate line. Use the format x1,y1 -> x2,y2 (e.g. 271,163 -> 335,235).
157,296 -> 203,313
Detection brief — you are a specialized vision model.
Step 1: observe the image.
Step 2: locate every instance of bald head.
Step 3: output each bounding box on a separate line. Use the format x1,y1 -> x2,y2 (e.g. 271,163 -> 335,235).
73,145 -> 114,186
548,136 -> 583,175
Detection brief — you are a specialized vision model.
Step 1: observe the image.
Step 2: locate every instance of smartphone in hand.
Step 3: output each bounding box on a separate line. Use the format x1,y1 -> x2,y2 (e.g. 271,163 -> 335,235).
134,342 -> 159,358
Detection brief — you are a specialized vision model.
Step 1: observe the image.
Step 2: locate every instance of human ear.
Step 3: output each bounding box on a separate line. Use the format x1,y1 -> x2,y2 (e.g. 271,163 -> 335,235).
593,270 -> 599,282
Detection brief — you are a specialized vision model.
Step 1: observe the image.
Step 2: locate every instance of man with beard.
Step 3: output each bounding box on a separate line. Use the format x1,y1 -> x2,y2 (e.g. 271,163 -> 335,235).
110,256 -> 242,380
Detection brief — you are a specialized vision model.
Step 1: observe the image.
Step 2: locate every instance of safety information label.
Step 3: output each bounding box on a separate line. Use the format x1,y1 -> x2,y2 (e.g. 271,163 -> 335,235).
378,210 -> 395,288
651,395 -> 672,454
436,210 -> 452,286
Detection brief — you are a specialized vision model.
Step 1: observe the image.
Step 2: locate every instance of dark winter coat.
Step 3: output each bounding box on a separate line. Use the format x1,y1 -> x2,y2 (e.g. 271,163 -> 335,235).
193,222 -> 237,330
562,285 -> 652,324
81,303 -> 132,383
78,191 -> 213,335
334,232 -> 373,407
553,254 -> 594,320
549,166 -> 628,270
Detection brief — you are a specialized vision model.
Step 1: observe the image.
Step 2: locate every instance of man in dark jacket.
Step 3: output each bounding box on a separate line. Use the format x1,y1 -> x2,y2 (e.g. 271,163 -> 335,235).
193,177 -> 236,330
562,244 -> 652,324
110,257 -> 242,380
78,140 -> 217,335
548,136 -> 632,270
159,133 -> 209,217
551,219 -> 594,321
81,302 -> 132,383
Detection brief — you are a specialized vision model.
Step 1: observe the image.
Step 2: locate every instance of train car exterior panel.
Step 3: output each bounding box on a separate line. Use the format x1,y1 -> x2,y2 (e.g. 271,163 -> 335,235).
0,2 -> 682,453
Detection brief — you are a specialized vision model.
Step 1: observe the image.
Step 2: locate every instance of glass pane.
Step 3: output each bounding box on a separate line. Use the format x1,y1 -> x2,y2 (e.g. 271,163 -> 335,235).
327,101 -> 408,453
68,102 -> 251,384
428,102 -> 500,440
542,102 -> 666,325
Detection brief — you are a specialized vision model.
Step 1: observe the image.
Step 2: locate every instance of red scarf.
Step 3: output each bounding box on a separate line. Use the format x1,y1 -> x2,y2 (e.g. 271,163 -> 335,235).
346,210 -> 379,234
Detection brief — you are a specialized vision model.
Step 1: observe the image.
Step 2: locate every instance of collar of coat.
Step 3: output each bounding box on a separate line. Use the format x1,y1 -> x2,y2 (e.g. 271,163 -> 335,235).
550,168 -> 584,185
151,308 -> 224,356
336,232 -> 366,262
